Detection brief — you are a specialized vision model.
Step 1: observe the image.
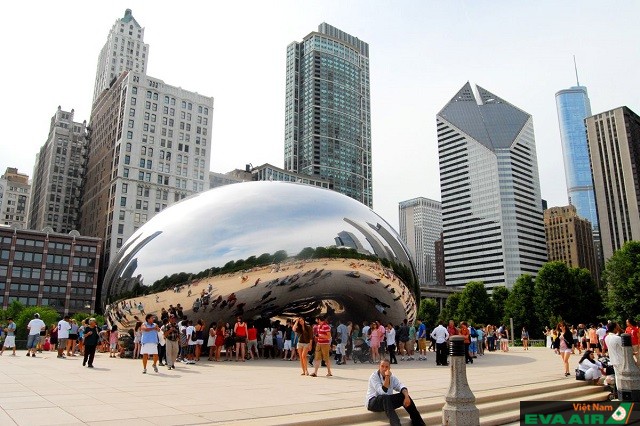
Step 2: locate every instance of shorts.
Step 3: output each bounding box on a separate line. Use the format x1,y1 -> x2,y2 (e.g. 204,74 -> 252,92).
69,334 -> 78,341
337,342 -> 346,355
284,340 -> 292,351
27,334 -> 39,349
247,339 -> 258,351
297,342 -> 311,350
3,336 -> 15,348
418,338 -> 427,351
196,339 -> 204,345
110,343 -> 118,351
141,342 -> 158,355
235,336 -> 247,344
314,343 -> 330,362
58,338 -> 68,349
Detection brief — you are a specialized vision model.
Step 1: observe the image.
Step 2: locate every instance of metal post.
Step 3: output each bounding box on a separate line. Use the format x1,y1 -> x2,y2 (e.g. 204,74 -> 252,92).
442,335 -> 480,425
618,333 -> 640,401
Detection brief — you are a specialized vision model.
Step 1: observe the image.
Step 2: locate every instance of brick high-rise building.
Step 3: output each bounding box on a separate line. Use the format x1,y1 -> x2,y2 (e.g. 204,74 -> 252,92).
544,205 -> 600,283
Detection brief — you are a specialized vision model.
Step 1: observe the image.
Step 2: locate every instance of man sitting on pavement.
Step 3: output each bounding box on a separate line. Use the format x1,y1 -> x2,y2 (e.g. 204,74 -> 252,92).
365,358 -> 425,426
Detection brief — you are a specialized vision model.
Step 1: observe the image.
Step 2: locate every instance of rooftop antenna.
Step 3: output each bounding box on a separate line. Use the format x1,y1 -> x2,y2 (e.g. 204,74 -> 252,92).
573,55 -> 580,86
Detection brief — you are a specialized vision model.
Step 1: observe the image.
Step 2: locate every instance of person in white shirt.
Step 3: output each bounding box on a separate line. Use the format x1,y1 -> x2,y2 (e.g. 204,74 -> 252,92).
56,315 -> 72,359
362,321 -> 371,345
596,323 -> 607,354
604,322 -> 623,390
365,359 -> 425,426
577,350 -> 605,383
385,323 -> 397,364
26,313 -> 46,357
430,321 -> 450,366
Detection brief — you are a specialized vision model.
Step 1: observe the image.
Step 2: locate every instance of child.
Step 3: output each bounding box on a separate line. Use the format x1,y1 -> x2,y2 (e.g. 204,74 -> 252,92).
109,325 -> 119,358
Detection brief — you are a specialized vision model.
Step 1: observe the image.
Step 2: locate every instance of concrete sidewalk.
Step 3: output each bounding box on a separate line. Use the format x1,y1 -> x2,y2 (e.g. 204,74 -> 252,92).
0,347 -> 583,425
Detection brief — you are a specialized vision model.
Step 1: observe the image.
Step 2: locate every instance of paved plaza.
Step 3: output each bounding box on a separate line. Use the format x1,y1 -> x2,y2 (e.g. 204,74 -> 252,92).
0,346 -> 587,425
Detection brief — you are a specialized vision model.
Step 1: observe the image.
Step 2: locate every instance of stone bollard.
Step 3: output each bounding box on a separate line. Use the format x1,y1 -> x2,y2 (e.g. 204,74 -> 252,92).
618,333 -> 640,401
442,335 -> 480,425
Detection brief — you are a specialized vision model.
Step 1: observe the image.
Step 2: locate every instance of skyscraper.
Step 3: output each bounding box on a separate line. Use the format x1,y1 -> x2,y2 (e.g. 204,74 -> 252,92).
80,70 -> 213,266
585,106 -> 640,261
398,197 -> 442,286
284,23 -> 372,207
437,83 -> 547,289
0,168 -> 30,229
81,11 -> 213,268
555,85 -> 598,229
544,205 -> 599,282
29,107 -> 88,233
92,9 -> 149,104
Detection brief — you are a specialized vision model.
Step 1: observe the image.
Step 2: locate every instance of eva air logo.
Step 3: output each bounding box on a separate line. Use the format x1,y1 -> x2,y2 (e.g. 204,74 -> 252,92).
607,403 -> 633,424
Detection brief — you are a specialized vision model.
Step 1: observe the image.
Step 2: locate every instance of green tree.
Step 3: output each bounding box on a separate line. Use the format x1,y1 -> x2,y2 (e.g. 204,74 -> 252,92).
15,306 -> 59,341
439,292 -> 461,323
504,274 -> 540,337
417,298 -> 439,327
491,286 -> 509,325
571,267 -> 603,321
272,250 -> 288,263
0,300 -> 25,321
534,262 -> 576,327
457,281 -> 492,324
604,241 -> 640,322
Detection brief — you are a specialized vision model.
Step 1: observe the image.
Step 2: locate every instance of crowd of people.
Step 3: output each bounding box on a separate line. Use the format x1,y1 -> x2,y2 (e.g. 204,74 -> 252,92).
546,319 -> 640,390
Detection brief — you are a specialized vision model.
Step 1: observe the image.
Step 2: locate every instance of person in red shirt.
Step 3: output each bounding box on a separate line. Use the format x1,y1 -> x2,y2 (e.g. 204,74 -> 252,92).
246,321 -> 258,360
625,318 -> 639,367
310,316 -> 333,377
447,320 -> 458,337
459,321 -> 472,364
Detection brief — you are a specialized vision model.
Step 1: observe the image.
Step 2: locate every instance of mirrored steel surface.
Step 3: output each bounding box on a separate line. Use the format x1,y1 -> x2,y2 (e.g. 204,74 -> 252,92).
103,182 -> 418,328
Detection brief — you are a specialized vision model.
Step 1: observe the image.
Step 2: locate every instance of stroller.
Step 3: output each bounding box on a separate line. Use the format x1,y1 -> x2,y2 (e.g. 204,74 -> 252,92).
351,337 -> 372,363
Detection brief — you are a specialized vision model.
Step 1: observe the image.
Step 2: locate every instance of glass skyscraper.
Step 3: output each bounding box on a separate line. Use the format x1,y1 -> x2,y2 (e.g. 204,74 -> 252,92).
555,86 -> 598,229
284,23 -> 372,208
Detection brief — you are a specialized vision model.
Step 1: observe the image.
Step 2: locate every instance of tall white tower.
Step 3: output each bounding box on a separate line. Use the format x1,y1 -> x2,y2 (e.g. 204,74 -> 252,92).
437,83 -> 547,289
92,9 -> 149,104
399,197 -> 442,286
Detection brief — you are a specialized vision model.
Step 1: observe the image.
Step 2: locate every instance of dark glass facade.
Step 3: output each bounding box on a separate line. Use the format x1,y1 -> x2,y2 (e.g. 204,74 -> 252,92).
284,24 -> 372,208
0,228 -> 101,313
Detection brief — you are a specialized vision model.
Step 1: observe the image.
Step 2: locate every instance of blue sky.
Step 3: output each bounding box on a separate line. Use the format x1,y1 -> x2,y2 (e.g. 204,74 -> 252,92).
1,1 -> 638,229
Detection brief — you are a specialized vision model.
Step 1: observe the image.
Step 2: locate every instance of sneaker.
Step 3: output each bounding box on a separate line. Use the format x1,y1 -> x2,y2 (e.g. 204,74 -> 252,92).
31,353 -> 35,357
88,365 -> 94,368
400,357 -> 405,361
142,369 -> 147,374
26,353 -> 30,356
153,364 -> 158,373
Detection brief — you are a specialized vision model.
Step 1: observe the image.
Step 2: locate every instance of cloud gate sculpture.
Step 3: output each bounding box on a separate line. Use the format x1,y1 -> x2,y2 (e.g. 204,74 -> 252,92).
103,182 -> 418,328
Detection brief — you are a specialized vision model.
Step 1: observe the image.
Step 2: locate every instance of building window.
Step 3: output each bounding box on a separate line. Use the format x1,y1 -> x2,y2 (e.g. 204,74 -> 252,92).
120,197 -> 127,207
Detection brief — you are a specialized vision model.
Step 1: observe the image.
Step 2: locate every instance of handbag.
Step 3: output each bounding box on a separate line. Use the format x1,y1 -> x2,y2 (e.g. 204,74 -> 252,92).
575,368 -> 586,381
